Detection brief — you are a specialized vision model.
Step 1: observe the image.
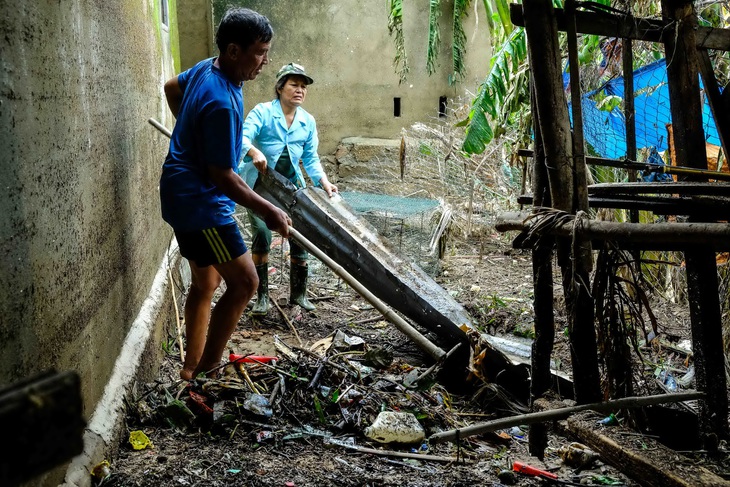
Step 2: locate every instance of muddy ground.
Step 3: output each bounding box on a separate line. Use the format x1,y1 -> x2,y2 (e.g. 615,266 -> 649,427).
102,228 -> 728,487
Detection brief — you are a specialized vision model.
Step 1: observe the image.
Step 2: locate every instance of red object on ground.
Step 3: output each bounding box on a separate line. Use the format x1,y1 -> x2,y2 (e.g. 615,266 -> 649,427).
512,460 -> 558,479
228,353 -> 278,364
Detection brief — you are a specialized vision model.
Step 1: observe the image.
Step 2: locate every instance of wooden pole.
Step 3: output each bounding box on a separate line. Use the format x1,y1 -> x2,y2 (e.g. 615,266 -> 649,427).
528,82 -> 554,460
662,0 -> 729,441
523,0 -> 600,405
429,391 -> 704,444
496,212 -> 730,249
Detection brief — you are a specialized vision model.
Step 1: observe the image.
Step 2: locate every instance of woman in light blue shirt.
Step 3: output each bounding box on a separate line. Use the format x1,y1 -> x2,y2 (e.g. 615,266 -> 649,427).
240,63 -> 337,316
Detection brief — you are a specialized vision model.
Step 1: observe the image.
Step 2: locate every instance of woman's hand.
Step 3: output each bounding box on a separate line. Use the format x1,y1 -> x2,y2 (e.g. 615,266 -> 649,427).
320,177 -> 338,197
248,147 -> 268,173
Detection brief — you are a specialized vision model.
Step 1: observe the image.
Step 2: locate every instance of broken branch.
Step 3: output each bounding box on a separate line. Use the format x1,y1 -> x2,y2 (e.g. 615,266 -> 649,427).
429,391 -> 704,444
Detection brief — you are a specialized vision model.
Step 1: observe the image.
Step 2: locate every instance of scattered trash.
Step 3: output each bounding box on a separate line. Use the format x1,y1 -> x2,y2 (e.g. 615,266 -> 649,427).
364,411 -> 426,444
676,364 -> 695,387
159,398 -> 195,430
362,347 -> 394,369
243,393 -> 273,418
559,442 -> 598,469
90,460 -> 111,482
331,329 -> 366,350
256,430 -> 274,443
229,353 -> 279,364
512,460 -> 557,479
591,474 -> 625,485
129,430 -> 152,450
497,468 -> 517,485
598,413 -> 618,426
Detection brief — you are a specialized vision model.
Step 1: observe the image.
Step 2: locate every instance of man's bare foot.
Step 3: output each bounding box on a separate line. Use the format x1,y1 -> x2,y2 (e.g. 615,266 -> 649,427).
180,367 -> 195,381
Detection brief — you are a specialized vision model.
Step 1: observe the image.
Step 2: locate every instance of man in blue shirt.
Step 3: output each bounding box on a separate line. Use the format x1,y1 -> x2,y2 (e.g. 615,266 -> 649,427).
160,8 -> 290,381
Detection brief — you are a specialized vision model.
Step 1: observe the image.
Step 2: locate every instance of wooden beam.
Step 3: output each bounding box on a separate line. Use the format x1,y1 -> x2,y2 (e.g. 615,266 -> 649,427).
517,148 -> 730,181
566,412 -> 730,487
510,4 -> 730,51
588,182 -> 730,196
662,0 -> 729,441
496,211 -> 730,250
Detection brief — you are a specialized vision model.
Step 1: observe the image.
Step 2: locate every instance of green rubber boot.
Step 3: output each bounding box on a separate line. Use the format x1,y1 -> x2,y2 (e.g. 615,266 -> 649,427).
290,263 -> 316,311
251,263 -> 269,316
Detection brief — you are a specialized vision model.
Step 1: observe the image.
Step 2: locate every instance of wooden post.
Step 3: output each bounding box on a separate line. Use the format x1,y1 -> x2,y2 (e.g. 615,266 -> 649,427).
661,0 -> 729,441
523,0 -> 601,405
622,38 -> 639,224
697,50 -> 730,161
528,83 -> 554,459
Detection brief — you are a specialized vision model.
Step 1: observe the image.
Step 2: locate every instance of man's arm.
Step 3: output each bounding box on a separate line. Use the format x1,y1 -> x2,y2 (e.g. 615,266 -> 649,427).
164,76 -> 184,118
207,166 -> 290,237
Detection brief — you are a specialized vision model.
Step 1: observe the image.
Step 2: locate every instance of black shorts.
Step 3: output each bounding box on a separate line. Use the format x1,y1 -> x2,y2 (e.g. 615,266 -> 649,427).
175,223 -> 247,267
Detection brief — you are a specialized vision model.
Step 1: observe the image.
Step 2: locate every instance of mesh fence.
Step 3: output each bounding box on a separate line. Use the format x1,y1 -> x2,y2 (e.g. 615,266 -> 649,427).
332,99 -> 524,275
568,38 -> 726,176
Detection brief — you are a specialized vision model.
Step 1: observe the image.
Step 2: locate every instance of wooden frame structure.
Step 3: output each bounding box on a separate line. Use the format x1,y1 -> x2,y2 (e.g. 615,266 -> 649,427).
504,0 -> 730,458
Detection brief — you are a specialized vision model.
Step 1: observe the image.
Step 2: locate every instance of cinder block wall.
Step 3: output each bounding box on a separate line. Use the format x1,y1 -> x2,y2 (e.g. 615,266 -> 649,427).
0,1 -> 179,484
178,0 -> 491,155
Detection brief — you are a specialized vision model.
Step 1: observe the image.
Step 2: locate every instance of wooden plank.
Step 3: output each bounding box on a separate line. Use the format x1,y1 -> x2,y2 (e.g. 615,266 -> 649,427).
510,4 -> 730,51
565,412 -> 730,487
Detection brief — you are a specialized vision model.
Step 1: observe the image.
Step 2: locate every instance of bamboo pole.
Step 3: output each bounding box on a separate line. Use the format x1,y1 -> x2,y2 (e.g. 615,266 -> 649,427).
429,391 -> 704,444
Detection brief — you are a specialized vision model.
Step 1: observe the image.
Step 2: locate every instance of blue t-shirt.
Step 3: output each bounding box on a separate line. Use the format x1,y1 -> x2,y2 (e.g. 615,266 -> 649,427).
160,58 -> 244,232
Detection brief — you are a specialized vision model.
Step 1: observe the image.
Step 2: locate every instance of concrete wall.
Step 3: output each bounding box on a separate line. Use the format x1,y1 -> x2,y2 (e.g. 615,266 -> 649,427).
177,0 -> 491,154
0,1 -> 179,484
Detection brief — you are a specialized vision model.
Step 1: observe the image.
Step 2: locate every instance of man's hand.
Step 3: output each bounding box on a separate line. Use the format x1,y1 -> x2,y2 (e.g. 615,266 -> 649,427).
263,205 -> 291,238
248,147 -> 268,174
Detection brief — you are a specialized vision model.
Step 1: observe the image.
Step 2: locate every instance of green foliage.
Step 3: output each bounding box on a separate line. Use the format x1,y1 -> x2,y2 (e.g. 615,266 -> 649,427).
427,0 -> 442,76
462,26 -> 527,153
388,0 -> 409,84
452,0 -> 471,84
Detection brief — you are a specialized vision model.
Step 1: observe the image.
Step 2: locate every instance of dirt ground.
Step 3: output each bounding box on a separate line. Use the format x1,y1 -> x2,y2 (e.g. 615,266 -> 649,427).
101,228 -> 728,487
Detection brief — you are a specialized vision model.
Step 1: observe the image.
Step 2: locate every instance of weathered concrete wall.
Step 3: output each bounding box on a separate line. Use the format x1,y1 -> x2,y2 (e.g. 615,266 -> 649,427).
0,1 -> 179,484
177,0 -> 491,154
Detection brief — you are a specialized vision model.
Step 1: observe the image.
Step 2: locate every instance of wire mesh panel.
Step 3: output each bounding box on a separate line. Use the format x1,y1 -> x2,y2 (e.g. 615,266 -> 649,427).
339,191 -> 444,274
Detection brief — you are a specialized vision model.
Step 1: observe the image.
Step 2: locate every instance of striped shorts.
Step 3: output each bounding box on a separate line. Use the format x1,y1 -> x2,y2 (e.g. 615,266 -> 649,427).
175,223 -> 247,267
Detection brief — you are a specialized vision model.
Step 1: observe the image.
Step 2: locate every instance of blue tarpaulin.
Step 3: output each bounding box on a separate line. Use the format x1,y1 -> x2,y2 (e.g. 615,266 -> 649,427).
568,59 -> 722,160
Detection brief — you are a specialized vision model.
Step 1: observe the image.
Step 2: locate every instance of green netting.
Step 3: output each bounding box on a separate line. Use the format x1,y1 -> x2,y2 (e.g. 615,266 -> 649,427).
340,192 -> 440,216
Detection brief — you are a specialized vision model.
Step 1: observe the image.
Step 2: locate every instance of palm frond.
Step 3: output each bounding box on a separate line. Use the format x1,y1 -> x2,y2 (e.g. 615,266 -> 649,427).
462,27 -> 527,153
388,0 -> 409,84
452,0 -> 471,83
427,0 -> 442,76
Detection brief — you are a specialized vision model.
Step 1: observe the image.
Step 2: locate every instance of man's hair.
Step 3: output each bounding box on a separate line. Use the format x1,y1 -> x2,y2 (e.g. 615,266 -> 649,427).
215,8 -> 273,53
